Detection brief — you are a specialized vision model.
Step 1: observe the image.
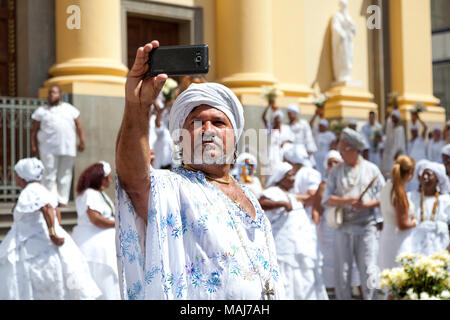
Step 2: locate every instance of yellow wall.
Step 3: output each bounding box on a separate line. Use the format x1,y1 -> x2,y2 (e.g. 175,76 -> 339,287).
303,0 -> 371,94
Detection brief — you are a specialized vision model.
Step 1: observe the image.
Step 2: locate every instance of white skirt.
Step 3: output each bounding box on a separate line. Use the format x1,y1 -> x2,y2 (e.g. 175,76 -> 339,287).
378,223 -> 413,271
0,222 -> 102,300
398,221 -> 449,257
71,224 -> 120,300
277,254 -> 328,300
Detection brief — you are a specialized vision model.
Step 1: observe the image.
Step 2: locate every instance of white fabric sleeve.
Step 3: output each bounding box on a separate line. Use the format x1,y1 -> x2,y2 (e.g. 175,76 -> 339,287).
84,189 -> 105,214
68,103 -> 81,119
31,107 -> 44,121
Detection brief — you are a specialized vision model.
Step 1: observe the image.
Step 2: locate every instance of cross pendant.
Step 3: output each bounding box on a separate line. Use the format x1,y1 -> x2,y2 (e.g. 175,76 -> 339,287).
262,281 -> 275,300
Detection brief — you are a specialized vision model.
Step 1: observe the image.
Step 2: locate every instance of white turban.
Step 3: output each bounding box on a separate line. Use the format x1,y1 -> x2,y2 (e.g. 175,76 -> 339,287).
266,162 -> 293,187
319,119 -> 329,128
236,152 -> 257,169
433,126 -> 442,132
14,157 -> 45,182
340,128 -> 366,151
349,119 -> 357,126
418,161 -> 450,194
286,104 -> 300,115
441,144 -> 450,157
168,82 -> 245,143
284,144 -> 309,165
99,161 -> 111,177
323,150 -> 343,170
271,110 -> 284,122
411,125 -> 419,131
391,109 -> 401,120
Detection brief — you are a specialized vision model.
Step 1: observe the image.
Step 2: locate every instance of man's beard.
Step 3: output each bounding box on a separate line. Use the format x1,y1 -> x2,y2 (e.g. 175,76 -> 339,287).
190,135 -> 234,165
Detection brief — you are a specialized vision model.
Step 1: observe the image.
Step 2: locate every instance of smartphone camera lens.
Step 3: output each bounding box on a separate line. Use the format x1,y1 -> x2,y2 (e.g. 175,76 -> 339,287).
195,55 -> 202,63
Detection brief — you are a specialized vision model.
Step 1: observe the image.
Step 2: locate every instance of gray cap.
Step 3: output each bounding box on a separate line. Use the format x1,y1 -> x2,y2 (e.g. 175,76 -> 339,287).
340,128 -> 367,151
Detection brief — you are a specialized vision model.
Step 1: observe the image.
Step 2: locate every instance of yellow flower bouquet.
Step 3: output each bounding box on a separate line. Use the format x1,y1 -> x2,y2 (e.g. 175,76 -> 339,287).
380,251 -> 450,300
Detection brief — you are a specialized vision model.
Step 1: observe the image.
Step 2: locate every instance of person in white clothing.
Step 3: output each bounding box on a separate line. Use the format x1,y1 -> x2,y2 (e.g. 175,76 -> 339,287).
259,162 -> 328,300
381,109 -> 406,178
313,150 -> 363,297
115,41 -> 283,300
427,127 -> 446,163
378,155 -> 417,273
312,118 -> 337,177
235,152 -> 263,199
72,161 -> 120,300
285,104 -> 318,158
403,161 -> 450,256
283,144 -> 321,224
0,158 -> 101,300
31,86 -> 86,206
263,109 -> 294,168
441,144 -> 450,179
406,123 -> 427,192
153,96 -> 175,169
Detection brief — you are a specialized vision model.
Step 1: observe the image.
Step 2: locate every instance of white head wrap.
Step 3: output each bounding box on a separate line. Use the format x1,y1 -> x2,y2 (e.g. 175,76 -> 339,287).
411,125 -> 419,131
433,126 -> 442,132
349,119 -> 357,126
391,109 -> 401,120
99,161 -> 111,177
266,162 -> 293,187
284,144 -> 309,165
236,152 -> 257,169
168,82 -> 245,143
323,150 -> 343,170
340,128 -> 366,151
418,161 -> 450,194
286,104 -> 300,115
271,110 -> 284,122
319,119 -> 329,128
441,144 -> 450,157
14,157 -> 45,182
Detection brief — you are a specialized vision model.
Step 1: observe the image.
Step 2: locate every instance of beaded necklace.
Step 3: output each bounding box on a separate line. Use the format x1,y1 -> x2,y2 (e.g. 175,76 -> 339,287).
420,190 -> 439,222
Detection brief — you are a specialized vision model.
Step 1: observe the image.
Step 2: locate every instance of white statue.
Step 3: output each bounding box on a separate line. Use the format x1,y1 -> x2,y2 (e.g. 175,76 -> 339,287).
331,0 -> 356,83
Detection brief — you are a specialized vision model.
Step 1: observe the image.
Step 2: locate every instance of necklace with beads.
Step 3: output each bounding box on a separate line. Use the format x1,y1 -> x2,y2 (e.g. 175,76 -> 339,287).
420,190 -> 439,222
183,164 -> 232,184
225,180 -> 277,300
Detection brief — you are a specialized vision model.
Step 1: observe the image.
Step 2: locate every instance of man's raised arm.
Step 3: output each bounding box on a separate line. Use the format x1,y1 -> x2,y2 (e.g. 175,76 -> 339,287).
115,40 -> 167,220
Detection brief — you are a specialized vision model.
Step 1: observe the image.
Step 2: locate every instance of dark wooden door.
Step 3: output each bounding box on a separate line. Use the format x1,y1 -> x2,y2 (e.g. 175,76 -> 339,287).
127,16 -> 180,70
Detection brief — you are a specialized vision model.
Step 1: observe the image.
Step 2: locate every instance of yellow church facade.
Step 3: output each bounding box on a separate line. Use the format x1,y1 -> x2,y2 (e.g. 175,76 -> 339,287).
29,0 -> 444,197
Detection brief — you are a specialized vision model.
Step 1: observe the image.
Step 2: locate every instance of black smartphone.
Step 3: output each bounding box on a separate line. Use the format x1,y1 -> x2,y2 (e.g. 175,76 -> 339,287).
147,44 -> 209,77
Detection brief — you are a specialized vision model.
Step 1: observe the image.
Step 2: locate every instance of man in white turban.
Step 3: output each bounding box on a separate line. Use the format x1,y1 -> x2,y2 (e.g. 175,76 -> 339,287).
115,41 -> 284,300
381,109 -> 406,177
427,126 -> 446,163
322,128 -> 385,300
284,103 -> 318,161
312,118 -> 337,178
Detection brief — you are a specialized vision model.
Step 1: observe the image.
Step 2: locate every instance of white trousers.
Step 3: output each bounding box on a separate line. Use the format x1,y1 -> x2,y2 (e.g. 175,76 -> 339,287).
40,153 -> 75,205
333,222 -> 379,300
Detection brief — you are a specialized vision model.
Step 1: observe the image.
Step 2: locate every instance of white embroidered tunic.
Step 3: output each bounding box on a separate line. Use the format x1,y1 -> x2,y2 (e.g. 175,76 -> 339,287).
115,167 -> 283,300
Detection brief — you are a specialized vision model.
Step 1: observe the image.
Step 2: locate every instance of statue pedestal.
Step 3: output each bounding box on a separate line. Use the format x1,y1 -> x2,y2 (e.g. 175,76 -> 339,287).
324,84 -> 378,121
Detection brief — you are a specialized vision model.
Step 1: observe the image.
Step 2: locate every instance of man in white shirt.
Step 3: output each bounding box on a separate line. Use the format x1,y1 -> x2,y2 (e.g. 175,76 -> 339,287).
31,85 -> 85,206
285,104 -> 318,157
427,126 -> 446,163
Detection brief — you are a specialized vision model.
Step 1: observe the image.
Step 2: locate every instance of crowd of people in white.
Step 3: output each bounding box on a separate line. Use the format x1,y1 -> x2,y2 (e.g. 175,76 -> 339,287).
1,73 -> 449,300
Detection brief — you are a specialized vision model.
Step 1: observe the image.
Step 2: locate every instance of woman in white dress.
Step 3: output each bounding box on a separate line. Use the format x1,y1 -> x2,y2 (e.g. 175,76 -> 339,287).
72,161 -> 120,300
378,155 -> 417,271
235,152 -> 263,198
259,162 -> 328,300
312,119 -> 337,178
0,158 -> 101,300
403,161 -> 450,256
313,151 -> 362,297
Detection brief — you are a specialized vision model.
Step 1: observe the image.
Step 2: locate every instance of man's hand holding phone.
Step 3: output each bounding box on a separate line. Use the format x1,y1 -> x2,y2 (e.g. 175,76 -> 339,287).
126,40 -> 168,108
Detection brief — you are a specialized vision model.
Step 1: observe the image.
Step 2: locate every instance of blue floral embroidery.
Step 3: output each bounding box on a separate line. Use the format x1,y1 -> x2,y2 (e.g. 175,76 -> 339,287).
186,263 -> 203,288
127,280 -> 143,300
166,273 -> 186,299
144,266 -> 160,285
205,271 -> 221,293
